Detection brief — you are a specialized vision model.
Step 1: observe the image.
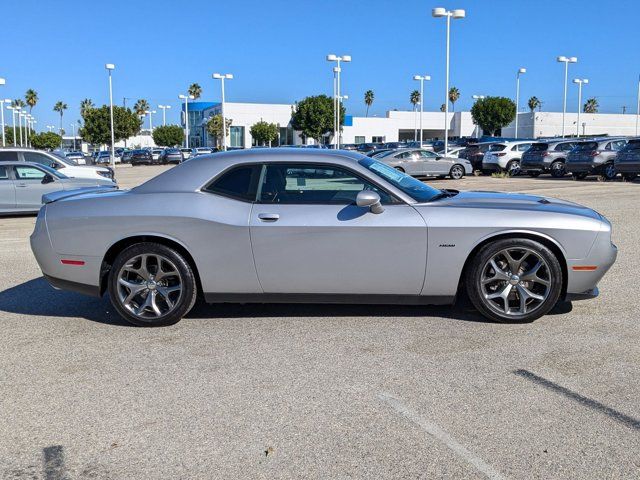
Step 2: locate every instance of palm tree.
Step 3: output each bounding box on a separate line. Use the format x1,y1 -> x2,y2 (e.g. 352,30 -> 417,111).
188,83 -> 202,100
410,90 -> 421,111
364,90 -> 374,117
584,97 -> 599,113
133,99 -> 150,117
53,101 -> 67,132
448,87 -> 460,111
80,98 -> 95,118
25,89 -> 38,113
12,99 -> 26,109
527,96 -> 541,112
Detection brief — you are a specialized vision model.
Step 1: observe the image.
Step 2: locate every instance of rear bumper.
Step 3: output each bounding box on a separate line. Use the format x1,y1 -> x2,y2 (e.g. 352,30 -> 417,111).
565,287 -> 599,301
481,162 -> 502,173
566,162 -> 604,174
43,274 -> 100,297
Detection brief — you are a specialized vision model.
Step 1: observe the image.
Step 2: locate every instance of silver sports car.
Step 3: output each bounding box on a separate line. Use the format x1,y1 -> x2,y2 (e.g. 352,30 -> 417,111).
30,149 -> 617,327
374,148 -> 472,179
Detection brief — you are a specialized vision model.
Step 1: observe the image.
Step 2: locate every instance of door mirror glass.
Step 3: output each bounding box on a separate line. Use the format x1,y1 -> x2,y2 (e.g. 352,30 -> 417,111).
41,174 -> 54,184
356,190 -> 384,214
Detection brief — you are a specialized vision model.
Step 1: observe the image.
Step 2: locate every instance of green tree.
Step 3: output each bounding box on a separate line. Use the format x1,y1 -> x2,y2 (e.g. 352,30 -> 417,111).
584,97 -> 599,113
527,96 -> 541,112
448,87 -> 460,111
31,131 -> 62,150
80,105 -> 142,146
470,96 -> 517,136
206,114 -> 232,146
133,99 -> 150,116
25,89 -> 38,113
364,90 -> 374,117
53,101 -> 67,132
80,98 -> 95,118
291,95 -> 344,143
410,90 -> 421,111
12,99 -> 26,109
188,83 -> 202,100
250,120 -> 279,146
152,125 -> 185,147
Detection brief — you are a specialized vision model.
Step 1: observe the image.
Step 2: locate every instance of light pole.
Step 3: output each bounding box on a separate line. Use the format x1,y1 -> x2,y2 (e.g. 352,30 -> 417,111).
0,98 -> 9,147
70,123 -> 76,150
179,94 -> 195,149
326,55 -> 351,149
145,110 -> 156,133
25,114 -> 31,147
212,73 -> 233,151
7,106 -> 17,145
158,105 -> 171,126
557,56 -> 577,137
413,75 -> 431,146
433,7 -> 465,154
17,110 -> 24,147
472,95 -> 485,138
47,125 -> 55,132
413,101 -> 420,142
636,75 -> 640,137
515,67 -> 526,138
573,78 -> 588,138
105,63 -> 116,169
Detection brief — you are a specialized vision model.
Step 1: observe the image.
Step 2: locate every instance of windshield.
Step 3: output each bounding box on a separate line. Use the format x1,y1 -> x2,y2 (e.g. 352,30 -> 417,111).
359,157 -> 441,202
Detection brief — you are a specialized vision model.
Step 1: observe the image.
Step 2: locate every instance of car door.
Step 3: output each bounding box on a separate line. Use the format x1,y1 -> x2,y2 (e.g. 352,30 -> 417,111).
0,165 -> 16,211
13,165 -> 59,210
419,150 -> 449,175
249,163 -> 428,295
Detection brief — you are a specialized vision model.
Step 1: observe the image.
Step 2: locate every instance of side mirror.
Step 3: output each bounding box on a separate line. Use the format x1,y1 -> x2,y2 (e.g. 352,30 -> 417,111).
41,174 -> 54,184
356,190 -> 384,214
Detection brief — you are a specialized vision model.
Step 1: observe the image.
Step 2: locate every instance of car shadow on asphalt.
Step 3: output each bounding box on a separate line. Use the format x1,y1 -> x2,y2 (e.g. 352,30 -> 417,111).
0,277 -> 573,326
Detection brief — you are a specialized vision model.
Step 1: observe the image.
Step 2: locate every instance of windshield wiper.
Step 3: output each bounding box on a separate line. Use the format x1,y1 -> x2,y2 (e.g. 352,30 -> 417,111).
428,189 -> 459,202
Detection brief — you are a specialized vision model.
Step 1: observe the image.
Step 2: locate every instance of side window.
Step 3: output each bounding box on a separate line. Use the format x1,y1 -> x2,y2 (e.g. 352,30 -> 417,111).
259,163 -> 395,205
0,151 -> 19,162
612,140 -> 626,151
23,152 -> 55,167
397,151 -> 413,159
15,165 -> 46,180
518,144 -> 532,152
604,143 -> 612,151
418,150 -> 436,158
203,164 -> 261,202
0,165 -> 9,180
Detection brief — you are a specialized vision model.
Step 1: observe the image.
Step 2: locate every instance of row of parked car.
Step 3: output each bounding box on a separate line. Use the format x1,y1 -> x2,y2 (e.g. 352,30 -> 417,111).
89,146 -> 218,166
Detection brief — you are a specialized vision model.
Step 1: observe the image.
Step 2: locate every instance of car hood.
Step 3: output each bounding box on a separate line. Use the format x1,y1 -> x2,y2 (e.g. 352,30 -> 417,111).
421,190 -> 602,220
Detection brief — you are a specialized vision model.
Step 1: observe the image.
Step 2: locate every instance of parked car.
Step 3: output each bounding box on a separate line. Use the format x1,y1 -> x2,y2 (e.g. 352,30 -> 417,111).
121,150 -> 134,163
150,148 -> 164,161
94,150 -> 122,165
521,140 -> 577,178
406,141 -> 436,151
340,144 -> 358,151
356,143 -> 385,153
192,147 -> 215,157
566,138 -> 627,181
130,149 -> 157,166
0,148 -> 114,181
458,142 -> 497,171
31,148 -> 617,327
160,148 -> 184,164
482,141 -> 535,176
54,150 -> 87,165
382,142 -> 408,150
613,138 -> 640,181
375,148 -> 472,179
444,146 -> 465,158
368,148 -> 396,158
0,162 -> 116,214
180,148 -> 193,160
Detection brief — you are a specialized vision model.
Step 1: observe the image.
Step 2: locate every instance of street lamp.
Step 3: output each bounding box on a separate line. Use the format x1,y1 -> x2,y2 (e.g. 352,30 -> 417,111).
145,110 -> 156,133
472,95 -> 485,138
70,123 -> 77,150
0,97 -> 9,147
179,94 -> 195,149
413,75 -> 431,146
105,63 -> 116,169
158,105 -> 171,126
47,125 -> 55,132
326,54 -> 351,149
25,114 -> 31,147
433,7 -> 464,154
212,73 -> 233,151
6,105 -> 17,146
515,67 -> 526,138
17,109 -> 24,147
557,56 -> 578,137
573,78 -> 589,137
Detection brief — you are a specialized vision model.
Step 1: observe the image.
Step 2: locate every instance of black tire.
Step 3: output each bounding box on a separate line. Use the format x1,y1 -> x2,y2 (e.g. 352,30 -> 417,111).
550,161 -> 566,178
465,238 -> 563,323
394,166 -> 405,173
527,171 -> 541,178
108,242 -> 198,327
506,160 -> 521,176
449,164 -> 465,180
622,173 -> 638,182
598,163 -> 616,182
571,172 -> 587,181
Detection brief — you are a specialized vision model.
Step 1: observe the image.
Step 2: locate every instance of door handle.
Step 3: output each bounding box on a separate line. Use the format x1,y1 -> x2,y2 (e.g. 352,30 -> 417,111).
258,213 -> 280,222
16,184 -> 27,188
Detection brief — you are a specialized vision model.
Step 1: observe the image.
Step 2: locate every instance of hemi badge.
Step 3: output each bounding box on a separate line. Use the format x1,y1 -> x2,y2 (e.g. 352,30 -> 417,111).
61,259 -> 85,266
572,266 -> 597,271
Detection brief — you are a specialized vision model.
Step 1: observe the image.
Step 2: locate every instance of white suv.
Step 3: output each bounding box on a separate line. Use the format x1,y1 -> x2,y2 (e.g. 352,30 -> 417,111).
482,140 -> 534,176
0,148 -> 115,182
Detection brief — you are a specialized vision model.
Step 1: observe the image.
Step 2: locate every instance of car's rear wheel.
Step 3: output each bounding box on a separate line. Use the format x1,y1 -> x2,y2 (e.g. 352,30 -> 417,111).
506,160 -> 521,176
465,238 -> 562,323
394,166 -> 405,173
108,242 -> 198,327
550,161 -> 566,178
598,163 -> 616,182
449,164 -> 465,180
571,172 -> 588,181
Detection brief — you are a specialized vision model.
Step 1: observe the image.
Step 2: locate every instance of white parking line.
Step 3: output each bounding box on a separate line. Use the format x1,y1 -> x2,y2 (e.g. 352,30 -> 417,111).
378,392 -> 507,480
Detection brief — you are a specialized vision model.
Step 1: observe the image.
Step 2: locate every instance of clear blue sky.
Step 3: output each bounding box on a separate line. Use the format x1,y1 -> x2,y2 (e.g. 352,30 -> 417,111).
3,0 -> 640,130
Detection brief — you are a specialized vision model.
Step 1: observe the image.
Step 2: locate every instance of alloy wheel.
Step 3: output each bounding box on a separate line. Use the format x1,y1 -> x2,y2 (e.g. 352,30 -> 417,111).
450,165 -> 464,179
508,160 -> 521,176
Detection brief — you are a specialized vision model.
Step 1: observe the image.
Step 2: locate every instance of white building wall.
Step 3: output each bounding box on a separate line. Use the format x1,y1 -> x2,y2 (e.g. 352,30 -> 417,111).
503,112 -> 640,138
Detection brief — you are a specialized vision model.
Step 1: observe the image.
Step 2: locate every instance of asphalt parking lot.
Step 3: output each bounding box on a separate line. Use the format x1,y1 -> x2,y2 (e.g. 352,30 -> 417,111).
1,165 -> 638,479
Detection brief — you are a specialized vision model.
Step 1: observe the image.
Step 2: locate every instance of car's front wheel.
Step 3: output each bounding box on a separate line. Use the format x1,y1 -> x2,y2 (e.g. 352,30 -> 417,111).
506,160 -> 521,176
550,161 -> 566,178
598,163 -> 616,182
465,238 -> 563,323
108,242 -> 198,327
449,164 -> 465,180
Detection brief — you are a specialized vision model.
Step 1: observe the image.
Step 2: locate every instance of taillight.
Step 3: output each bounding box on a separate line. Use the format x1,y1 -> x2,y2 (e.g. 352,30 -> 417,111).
542,152 -> 550,157
589,150 -> 600,157
495,152 -> 507,157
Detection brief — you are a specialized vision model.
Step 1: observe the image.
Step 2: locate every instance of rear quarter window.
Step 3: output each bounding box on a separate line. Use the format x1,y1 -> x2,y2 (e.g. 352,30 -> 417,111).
203,164 -> 261,202
0,151 -> 20,162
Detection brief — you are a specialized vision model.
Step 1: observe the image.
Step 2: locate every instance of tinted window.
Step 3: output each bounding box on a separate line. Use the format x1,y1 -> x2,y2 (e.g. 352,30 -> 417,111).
490,144 -> 506,152
259,163 -> 394,205
15,165 -> 46,180
0,151 -> 20,162
624,140 -> 640,151
556,142 -> 575,151
0,165 -> 8,179
529,143 -> 548,152
418,150 -> 437,158
574,142 -> 598,151
204,165 -> 261,202
23,152 -> 56,166
359,158 -> 441,203
611,140 -> 626,151
517,143 -> 532,152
